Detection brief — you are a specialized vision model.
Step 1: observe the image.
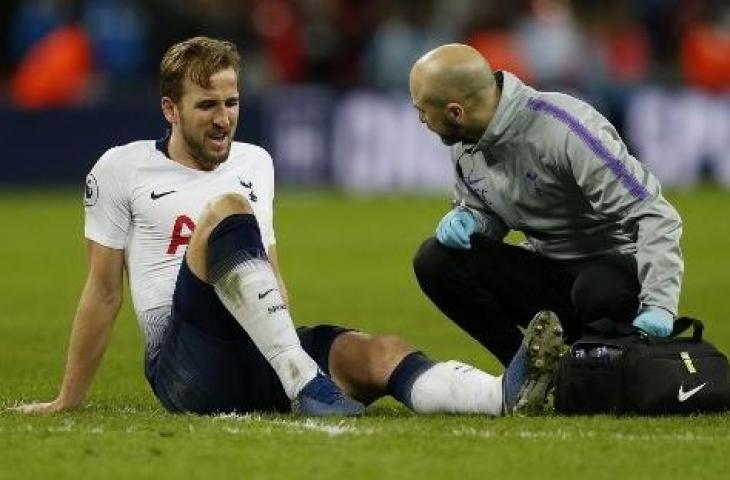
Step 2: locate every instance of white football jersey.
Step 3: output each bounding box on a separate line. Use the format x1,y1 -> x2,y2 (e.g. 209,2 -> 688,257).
84,139 -> 276,347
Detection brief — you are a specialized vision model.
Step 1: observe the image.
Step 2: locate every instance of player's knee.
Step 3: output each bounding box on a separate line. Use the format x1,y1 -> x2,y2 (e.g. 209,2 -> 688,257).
413,237 -> 448,283
190,194 -> 265,283
572,273 -> 605,309
200,193 -> 253,228
365,335 -> 413,387
571,270 -> 637,321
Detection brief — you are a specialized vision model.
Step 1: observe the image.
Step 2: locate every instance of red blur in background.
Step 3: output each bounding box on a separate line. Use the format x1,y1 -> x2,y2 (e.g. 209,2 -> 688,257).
10,25 -> 92,108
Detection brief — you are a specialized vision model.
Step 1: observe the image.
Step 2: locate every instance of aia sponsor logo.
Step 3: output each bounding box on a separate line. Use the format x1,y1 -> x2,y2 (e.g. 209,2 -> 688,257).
167,215 -> 195,254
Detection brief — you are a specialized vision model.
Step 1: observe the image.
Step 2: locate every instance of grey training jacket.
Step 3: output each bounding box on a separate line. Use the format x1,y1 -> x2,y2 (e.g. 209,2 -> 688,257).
452,71 -> 683,315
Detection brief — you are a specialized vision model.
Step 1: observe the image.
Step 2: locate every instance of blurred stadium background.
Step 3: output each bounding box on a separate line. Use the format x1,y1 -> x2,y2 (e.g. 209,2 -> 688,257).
1,0 -> 729,189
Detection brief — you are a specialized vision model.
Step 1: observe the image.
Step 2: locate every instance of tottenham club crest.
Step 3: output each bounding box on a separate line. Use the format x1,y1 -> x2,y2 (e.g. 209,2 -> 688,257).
84,173 -> 99,207
525,170 -> 544,197
239,177 -> 258,202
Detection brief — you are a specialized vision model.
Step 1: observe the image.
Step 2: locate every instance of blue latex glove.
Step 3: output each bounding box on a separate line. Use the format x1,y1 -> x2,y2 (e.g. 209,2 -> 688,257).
436,208 -> 477,249
632,306 -> 674,337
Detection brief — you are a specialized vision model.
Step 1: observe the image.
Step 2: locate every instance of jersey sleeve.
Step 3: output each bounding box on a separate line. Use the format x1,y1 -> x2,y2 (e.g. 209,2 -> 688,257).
564,111 -> 684,315
84,148 -> 131,250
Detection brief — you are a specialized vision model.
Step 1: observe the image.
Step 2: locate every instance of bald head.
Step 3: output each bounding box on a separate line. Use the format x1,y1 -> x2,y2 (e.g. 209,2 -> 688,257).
409,44 -> 500,145
410,44 -> 495,107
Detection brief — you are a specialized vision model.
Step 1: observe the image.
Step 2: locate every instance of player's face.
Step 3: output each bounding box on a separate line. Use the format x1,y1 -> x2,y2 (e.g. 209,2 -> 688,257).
176,68 -> 240,168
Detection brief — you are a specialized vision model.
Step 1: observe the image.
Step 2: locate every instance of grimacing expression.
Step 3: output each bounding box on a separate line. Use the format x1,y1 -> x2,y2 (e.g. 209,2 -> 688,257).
176,68 -> 240,168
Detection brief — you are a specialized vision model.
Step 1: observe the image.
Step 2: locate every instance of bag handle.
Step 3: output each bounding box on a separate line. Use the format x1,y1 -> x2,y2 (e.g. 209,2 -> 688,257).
584,316 -> 704,342
671,316 -> 704,342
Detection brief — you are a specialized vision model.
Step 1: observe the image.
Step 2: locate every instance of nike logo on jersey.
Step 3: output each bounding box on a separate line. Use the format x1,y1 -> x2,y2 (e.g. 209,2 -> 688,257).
678,382 -> 707,402
258,288 -> 277,299
151,190 -> 177,200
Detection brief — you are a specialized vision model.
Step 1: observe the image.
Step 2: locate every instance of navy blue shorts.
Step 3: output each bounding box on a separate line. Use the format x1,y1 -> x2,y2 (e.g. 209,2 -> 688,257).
146,259 -> 350,414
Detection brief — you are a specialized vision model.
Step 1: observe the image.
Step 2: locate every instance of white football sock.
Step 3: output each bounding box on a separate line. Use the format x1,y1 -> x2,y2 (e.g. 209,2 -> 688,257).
409,361 -> 503,416
213,259 -> 319,400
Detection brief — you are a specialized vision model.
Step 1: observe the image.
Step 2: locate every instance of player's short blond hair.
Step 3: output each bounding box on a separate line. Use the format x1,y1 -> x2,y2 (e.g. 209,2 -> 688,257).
160,36 -> 241,102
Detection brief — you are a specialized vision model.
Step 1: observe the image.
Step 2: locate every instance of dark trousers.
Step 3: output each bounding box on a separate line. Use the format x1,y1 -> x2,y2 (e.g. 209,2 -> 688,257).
413,236 -> 640,366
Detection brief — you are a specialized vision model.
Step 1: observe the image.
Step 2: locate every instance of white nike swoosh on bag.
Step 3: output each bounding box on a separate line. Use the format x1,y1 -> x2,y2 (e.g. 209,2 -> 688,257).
677,382 -> 708,402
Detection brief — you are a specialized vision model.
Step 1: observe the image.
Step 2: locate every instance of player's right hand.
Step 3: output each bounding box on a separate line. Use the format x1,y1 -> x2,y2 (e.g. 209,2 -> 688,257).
9,399 -> 73,414
436,208 -> 477,249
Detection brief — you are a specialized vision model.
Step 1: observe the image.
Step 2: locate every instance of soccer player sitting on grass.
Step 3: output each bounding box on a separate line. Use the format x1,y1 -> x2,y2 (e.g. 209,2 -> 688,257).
13,37 -> 562,418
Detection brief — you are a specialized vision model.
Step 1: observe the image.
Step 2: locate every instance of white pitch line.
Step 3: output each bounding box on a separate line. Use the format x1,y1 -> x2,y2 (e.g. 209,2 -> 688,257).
449,426 -> 730,442
213,413 -> 376,437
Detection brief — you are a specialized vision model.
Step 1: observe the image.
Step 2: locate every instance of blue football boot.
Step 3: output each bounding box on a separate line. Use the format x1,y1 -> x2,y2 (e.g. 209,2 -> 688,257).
502,310 -> 565,416
291,373 -> 365,416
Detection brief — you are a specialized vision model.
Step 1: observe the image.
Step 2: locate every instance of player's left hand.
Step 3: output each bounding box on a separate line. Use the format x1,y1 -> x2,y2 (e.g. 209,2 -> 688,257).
632,306 -> 674,337
8,399 -> 73,414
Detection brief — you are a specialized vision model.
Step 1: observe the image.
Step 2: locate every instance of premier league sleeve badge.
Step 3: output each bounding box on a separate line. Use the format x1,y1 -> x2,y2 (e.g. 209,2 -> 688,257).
84,173 -> 99,207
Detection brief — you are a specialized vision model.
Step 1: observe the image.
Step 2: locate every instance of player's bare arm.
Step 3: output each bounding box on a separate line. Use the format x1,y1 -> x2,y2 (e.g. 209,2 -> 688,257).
12,241 -> 124,414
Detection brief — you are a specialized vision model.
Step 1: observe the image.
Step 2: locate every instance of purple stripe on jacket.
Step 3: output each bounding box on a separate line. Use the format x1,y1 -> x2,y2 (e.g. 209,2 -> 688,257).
526,97 -> 649,200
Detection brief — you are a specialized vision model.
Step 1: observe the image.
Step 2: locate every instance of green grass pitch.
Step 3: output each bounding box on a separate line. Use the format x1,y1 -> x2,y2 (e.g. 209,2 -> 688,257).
1,187 -> 729,479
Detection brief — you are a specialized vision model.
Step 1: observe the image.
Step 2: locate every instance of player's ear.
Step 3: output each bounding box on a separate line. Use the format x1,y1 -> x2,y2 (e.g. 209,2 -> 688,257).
161,97 -> 179,125
445,102 -> 465,125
